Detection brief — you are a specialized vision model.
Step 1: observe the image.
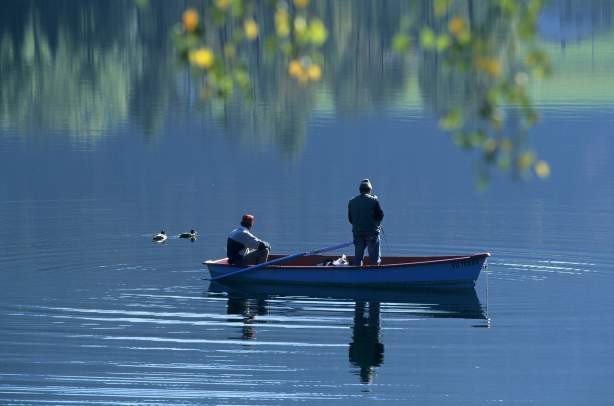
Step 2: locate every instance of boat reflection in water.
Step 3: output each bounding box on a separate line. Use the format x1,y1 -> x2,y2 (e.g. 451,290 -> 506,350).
208,282 -> 486,383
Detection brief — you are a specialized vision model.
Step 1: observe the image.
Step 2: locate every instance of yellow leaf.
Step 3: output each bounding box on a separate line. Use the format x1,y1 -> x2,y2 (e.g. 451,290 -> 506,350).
307,64 -> 322,81
517,151 -> 535,170
288,59 -> 303,78
476,56 -> 502,77
215,0 -> 230,10
189,48 -> 215,69
448,17 -> 465,37
275,9 -> 290,38
182,9 -> 199,32
244,19 -> 259,40
484,138 -> 497,153
535,160 -> 551,178
294,16 -> 307,36
294,0 -> 310,8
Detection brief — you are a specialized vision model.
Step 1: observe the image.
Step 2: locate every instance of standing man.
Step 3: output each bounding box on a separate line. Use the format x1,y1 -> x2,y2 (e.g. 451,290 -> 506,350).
227,214 -> 271,266
348,179 -> 384,266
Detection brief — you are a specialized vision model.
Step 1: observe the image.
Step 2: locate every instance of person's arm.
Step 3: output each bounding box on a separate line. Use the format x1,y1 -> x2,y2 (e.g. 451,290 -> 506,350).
244,230 -> 271,251
239,229 -> 265,250
374,200 -> 384,222
348,201 -> 353,224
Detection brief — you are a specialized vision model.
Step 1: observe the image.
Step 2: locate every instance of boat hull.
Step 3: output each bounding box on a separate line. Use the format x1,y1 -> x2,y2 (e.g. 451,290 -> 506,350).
205,253 -> 490,289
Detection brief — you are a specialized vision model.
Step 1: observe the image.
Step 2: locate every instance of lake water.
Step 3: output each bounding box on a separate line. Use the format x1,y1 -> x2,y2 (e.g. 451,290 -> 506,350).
1,1 -> 613,405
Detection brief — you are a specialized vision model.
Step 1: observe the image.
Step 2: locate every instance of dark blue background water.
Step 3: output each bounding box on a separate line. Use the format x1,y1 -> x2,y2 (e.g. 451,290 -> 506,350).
1,1 -> 613,404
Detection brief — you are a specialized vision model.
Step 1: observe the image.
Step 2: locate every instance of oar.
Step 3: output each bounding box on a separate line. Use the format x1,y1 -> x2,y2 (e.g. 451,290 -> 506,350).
210,241 -> 353,281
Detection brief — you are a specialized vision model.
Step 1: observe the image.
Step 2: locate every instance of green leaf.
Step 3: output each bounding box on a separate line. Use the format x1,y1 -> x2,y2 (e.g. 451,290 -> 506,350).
133,0 -> 149,9
212,8 -> 226,25
308,19 -> 328,46
392,34 -> 410,53
468,130 -> 487,146
218,74 -> 234,97
231,0 -> 244,18
434,0 -> 451,17
281,42 -> 293,56
439,108 -> 463,130
497,154 -> 511,170
525,109 -> 539,126
420,28 -> 436,49
498,0 -> 517,15
476,174 -> 490,191
234,68 -> 251,90
436,34 -> 451,51
457,29 -> 471,45
264,36 -> 278,57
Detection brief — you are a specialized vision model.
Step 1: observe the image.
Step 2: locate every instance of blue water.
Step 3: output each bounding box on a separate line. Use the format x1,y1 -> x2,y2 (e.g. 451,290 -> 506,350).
1,1 -> 613,405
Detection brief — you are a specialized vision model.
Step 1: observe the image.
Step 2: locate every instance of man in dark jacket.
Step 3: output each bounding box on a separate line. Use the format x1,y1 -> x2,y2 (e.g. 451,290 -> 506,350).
348,179 -> 384,266
227,214 -> 271,266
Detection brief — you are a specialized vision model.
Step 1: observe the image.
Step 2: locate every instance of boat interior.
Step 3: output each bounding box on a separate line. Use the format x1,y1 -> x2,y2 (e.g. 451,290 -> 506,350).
210,254 -> 477,267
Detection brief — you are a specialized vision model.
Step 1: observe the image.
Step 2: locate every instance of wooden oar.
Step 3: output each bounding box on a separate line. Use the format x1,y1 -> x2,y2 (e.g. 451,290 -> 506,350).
210,241 -> 353,281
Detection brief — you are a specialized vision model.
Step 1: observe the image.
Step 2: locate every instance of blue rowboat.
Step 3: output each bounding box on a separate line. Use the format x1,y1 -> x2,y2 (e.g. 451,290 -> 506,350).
204,252 -> 490,288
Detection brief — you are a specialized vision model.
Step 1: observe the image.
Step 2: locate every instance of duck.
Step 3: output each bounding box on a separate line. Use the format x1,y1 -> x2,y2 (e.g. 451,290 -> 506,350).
152,230 -> 167,243
179,229 -> 197,240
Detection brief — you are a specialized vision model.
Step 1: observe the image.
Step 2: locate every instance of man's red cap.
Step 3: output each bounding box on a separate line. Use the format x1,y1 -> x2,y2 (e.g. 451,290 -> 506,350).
242,214 -> 255,225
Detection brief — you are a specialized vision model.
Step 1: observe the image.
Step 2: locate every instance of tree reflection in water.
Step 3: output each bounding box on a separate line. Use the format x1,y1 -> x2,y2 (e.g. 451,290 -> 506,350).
2,0 -> 613,174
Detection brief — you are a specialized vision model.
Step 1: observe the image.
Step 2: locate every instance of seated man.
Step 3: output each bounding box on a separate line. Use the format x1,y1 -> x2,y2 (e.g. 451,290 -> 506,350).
226,214 -> 271,266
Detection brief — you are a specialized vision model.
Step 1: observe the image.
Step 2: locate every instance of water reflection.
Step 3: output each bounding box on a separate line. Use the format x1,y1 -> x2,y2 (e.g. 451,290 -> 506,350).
209,282 -> 486,384
349,301 -> 384,384
226,294 -> 268,340
0,0 -> 182,138
1,0 -> 612,151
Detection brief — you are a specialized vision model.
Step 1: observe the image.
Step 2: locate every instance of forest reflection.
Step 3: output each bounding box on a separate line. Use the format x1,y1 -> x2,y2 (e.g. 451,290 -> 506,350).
0,0 -> 183,138
0,0 -> 612,155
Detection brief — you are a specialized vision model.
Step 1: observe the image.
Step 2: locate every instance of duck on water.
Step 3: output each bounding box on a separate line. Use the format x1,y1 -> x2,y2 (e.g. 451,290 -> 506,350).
152,230 -> 167,243
179,229 -> 197,240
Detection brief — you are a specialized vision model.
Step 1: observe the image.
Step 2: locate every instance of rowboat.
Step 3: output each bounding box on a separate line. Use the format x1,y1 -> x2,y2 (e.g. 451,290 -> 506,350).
204,252 -> 490,288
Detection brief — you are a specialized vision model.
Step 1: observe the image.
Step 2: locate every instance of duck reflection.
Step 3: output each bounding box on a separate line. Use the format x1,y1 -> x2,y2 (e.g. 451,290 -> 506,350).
208,282 -> 486,383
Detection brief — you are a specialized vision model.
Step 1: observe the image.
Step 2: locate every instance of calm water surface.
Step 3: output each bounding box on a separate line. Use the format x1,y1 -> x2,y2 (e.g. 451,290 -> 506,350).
1,1 -> 613,405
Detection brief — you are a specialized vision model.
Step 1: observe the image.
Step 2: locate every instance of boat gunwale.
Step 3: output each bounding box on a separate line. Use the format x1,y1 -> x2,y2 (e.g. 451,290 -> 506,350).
203,252 -> 491,270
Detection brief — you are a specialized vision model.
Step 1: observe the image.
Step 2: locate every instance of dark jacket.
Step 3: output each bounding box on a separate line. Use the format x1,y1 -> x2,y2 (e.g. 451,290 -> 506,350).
348,193 -> 384,236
